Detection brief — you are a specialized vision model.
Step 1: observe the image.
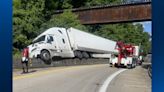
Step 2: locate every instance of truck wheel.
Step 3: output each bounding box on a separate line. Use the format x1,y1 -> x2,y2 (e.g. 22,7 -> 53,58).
132,61 -> 136,68
148,65 -> 152,78
40,50 -> 51,64
127,64 -> 132,69
134,61 -> 137,68
82,52 -> 89,59
74,51 -> 82,59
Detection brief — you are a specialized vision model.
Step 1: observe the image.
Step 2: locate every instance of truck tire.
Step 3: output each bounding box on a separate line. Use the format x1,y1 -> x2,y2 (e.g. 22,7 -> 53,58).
132,61 -> 135,68
132,60 -> 137,68
82,52 -> 89,59
134,61 -> 137,68
40,50 -> 51,64
148,65 -> 152,78
127,64 -> 132,69
74,51 -> 82,59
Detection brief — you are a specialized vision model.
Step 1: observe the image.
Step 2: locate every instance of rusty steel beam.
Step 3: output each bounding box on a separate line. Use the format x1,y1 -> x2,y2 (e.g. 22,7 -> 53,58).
55,1 -> 151,24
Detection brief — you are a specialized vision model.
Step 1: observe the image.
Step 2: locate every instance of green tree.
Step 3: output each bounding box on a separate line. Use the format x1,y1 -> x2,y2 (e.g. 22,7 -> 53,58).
84,0 -> 121,7
40,10 -> 87,32
13,0 -> 45,51
91,23 -> 151,55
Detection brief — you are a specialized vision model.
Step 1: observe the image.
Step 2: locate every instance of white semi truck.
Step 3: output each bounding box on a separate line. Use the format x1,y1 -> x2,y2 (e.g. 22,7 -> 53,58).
28,27 -> 118,64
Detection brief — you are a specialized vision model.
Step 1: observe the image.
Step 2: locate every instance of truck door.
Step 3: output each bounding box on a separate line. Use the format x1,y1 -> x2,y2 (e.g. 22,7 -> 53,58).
60,37 -> 69,55
53,28 -> 74,57
56,36 -> 72,57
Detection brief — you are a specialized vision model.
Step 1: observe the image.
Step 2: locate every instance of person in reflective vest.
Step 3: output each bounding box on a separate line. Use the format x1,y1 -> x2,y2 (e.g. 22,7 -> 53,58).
21,47 -> 29,73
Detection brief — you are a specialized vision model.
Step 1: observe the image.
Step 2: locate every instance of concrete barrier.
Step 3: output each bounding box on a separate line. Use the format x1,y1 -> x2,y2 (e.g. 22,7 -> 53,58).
13,57 -> 109,69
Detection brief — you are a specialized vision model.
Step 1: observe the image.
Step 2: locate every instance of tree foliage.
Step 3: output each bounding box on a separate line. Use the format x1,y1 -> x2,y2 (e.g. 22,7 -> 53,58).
13,0 -> 45,50
84,0 -> 121,7
40,10 -> 87,32
90,23 -> 151,55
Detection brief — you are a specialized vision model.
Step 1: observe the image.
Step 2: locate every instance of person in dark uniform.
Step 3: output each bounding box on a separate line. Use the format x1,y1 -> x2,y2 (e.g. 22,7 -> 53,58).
21,47 -> 29,73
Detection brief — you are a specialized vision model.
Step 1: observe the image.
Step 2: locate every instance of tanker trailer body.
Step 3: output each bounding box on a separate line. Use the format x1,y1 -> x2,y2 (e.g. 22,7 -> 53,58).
28,27 -> 117,64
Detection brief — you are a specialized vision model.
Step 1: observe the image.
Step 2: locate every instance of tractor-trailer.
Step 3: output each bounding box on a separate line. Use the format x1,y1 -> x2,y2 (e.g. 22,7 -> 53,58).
28,27 -> 118,64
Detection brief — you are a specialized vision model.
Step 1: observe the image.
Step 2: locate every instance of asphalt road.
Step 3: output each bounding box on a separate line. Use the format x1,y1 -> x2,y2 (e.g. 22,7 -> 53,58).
13,64 -> 151,92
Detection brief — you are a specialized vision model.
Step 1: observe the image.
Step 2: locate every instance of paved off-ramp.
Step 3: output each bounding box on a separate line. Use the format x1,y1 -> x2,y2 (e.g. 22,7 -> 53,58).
13,64 -> 151,92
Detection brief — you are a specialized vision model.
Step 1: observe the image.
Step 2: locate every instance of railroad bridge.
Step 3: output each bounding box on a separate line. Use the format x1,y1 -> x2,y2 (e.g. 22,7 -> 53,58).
55,1 -> 151,24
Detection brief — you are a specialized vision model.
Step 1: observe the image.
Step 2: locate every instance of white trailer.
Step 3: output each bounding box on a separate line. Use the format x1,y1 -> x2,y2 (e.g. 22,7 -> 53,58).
28,27 -> 118,64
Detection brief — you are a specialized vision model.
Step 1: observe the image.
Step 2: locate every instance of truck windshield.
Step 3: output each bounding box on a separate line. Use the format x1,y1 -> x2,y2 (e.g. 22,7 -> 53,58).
33,35 -> 45,43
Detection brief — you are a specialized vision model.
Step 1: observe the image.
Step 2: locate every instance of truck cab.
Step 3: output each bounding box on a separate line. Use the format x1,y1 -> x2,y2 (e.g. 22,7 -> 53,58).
28,27 -> 74,64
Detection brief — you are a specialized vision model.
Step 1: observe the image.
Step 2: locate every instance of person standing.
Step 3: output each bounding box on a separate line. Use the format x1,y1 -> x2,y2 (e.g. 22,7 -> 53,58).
21,47 -> 29,73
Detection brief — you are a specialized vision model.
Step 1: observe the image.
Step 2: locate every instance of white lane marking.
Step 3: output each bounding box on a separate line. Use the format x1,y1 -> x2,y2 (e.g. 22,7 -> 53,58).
99,69 -> 127,92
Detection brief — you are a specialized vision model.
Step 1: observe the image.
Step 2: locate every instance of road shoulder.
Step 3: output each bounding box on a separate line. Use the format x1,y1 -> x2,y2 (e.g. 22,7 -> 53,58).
107,66 -> 151,92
